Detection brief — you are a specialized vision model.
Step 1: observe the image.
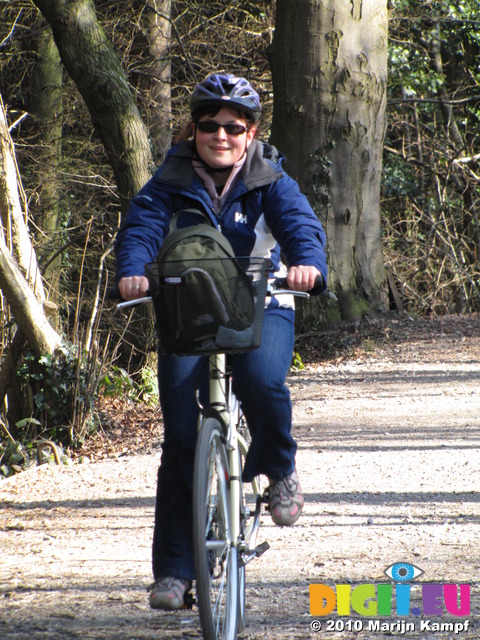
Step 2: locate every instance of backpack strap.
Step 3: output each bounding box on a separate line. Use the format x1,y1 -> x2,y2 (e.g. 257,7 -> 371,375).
168,208 -> 214,234
159,208 -> 236,261
159,224 -> 236,259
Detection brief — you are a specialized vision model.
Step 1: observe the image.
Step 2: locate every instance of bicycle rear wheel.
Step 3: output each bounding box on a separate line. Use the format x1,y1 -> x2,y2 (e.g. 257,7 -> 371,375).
193,417 -> 240,640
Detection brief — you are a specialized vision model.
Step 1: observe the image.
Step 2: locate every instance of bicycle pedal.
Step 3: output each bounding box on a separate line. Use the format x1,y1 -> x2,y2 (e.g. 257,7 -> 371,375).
182,591 -> 196,609
261,489 -> 271,508
253,541 -> 270,558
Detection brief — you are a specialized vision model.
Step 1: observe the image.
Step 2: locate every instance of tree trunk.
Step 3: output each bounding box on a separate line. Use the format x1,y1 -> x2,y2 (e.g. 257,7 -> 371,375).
32,0 -> 154,214
30,20 -> 64,306
0,95 -> 62,358
0,97 -> 45,300
145,0 -> 172,163
424,21 -> 464,153
0,238 -> 62,357
270,0 -> 389,320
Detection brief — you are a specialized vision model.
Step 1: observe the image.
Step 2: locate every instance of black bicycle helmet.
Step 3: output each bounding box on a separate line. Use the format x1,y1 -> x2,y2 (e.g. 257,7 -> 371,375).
190,73 -> 262,122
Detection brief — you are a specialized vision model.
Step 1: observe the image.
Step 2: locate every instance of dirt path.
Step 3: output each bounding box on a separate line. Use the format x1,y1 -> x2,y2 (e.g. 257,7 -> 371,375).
2,314 -> 480,639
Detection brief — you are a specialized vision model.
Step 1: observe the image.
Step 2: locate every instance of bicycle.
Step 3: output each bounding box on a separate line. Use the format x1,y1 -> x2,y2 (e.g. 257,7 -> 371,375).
116,256 -> 313,640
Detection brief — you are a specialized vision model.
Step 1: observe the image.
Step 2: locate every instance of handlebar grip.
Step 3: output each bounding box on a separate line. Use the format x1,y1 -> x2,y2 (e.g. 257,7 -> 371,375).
106,286 -> 122,300
271,274 -> 324,293
311,274 -> 325,292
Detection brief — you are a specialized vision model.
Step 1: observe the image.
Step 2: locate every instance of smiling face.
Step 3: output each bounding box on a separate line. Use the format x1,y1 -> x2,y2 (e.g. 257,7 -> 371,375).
193,107 -> 256,169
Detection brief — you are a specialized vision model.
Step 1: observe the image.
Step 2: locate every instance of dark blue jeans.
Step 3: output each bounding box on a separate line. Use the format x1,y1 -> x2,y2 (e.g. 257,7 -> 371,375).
152,308 -> 296,580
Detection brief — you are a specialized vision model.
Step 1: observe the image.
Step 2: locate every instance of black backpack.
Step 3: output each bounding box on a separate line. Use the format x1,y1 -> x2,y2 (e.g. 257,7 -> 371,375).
145,209 -> 269,355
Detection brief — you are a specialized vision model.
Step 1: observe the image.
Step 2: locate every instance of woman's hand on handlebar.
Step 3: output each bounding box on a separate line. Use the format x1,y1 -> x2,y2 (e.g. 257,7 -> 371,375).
118,276 -> 149,301
287,265 -> 322,292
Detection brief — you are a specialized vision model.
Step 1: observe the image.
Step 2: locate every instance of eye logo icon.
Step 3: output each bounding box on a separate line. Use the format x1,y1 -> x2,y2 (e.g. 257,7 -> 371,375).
310,561 -> 470,619
384,562 -> 424,582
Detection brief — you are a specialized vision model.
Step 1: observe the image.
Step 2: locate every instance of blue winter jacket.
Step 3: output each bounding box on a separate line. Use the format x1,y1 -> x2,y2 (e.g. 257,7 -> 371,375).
115,139 -> 328,299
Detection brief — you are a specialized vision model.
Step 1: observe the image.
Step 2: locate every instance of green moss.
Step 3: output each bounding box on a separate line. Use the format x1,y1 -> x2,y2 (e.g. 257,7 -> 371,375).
323,303 -> 342,326
337,289 -> 371,321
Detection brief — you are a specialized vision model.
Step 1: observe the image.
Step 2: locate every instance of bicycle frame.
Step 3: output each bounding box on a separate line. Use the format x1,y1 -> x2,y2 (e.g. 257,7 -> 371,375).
201,354 -> 265,569
205,354 -> 243,553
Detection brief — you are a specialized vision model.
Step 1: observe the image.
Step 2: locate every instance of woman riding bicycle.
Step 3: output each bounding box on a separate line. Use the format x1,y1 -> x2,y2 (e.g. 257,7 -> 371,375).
115,73 -> 328,611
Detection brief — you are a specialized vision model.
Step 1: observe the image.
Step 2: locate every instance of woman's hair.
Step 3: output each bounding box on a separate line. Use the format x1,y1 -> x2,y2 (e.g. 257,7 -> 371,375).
174,106 -> 258,144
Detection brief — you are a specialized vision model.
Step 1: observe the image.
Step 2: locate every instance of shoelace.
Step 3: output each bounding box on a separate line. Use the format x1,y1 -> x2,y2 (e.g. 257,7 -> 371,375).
267,475 -> 300,505
148,576 -> 189,596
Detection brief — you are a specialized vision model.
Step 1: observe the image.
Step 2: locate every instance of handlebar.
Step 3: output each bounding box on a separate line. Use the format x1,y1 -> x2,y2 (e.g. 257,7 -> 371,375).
110,274 -> 324,311
107,287 -> 152,310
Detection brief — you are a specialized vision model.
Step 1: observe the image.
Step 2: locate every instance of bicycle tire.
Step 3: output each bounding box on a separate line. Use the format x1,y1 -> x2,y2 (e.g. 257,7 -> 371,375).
237,447 -> 246,634
193,417 -> 240,640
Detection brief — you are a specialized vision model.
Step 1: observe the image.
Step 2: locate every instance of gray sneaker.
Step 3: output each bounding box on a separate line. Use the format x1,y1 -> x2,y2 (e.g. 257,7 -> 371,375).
148,576 -> 192,610
267,469 -> 304,526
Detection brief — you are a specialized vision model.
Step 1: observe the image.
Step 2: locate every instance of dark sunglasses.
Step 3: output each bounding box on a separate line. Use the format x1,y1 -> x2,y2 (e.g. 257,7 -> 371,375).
196,120 -> 248,136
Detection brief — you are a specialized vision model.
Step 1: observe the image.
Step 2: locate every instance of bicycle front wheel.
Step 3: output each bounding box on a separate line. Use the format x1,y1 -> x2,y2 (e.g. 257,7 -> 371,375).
193,417 -> 240,640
